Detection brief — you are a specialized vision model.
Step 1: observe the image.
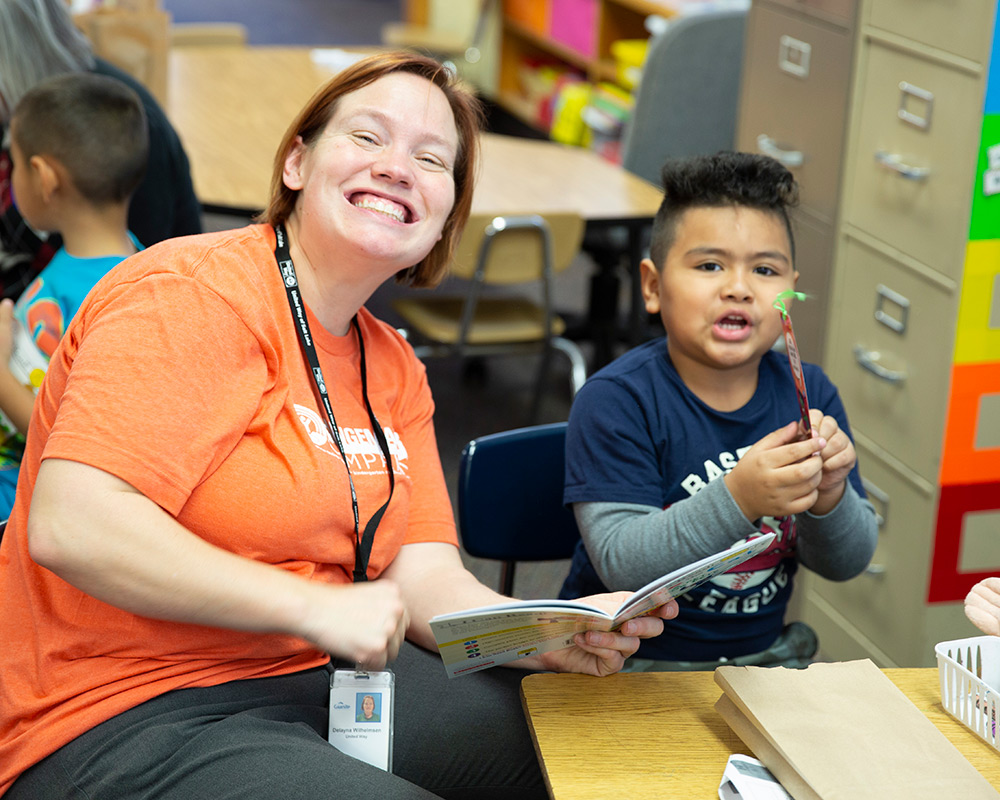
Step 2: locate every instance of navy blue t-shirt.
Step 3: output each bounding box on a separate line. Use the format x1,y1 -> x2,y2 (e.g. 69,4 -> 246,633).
559,340 -> 864,661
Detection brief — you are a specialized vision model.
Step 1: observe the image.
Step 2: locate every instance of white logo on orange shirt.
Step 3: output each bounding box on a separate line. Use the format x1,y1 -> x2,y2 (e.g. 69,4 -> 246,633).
294,404 -> 409,474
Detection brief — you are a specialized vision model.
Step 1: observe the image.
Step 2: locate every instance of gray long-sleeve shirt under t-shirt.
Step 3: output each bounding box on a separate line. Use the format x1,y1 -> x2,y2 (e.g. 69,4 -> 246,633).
573,479 -> 878,592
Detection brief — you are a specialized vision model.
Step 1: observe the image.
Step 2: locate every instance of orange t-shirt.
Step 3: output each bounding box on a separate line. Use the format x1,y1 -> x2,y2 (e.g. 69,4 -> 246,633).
0,225 -> 458,796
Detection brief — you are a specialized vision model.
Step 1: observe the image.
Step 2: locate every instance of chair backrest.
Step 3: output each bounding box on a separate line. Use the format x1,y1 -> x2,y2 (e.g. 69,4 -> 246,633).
450,212 -> 585,284
381,0 -> 495,57
620,8 -> 749,186
458,422 -> 580,594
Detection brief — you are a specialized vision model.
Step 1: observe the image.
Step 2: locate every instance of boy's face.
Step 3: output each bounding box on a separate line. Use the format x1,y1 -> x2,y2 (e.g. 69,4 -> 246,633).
641,205 -> 798,379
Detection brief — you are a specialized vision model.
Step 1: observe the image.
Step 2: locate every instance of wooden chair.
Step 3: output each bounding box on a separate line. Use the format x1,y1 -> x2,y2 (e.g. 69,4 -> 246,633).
458,422 -> 579,596
392,212 -> 588,423
381,0 -> 496,71
74,7 -> 170,105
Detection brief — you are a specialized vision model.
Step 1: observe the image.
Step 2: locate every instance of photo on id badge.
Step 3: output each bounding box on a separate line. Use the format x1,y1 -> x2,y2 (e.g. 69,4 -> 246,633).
329,669 -> 394,771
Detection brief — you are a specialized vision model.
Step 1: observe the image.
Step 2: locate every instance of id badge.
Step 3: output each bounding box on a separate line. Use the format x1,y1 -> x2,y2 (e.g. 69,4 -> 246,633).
328,668 -> 394,772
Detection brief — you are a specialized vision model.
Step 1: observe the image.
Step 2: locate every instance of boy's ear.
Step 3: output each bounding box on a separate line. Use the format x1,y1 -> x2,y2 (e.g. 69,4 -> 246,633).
639,257 -> 661,314
29,154 -> 62,203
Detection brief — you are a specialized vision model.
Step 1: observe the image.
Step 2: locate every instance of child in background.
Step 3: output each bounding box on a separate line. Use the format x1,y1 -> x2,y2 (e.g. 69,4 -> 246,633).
0,72 -> 148,516
559,151 -> 878,669
966,578 -> 1000,635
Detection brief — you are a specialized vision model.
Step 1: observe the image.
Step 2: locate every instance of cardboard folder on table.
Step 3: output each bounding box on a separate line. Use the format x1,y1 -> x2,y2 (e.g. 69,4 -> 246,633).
714,659 -> 1000,800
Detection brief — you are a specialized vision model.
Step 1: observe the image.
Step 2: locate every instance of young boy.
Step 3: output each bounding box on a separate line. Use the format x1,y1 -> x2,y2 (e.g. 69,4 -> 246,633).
0,72 -> 148,516
559,151 -> 878,669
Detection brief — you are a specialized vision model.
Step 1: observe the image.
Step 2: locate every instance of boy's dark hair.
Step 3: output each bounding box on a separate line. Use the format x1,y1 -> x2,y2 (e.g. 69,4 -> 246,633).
648,151 -> 799,268
11,72 -> 148,206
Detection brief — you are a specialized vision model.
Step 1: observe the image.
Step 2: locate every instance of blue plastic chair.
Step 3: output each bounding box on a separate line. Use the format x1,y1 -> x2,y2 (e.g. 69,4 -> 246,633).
457,422 -> 580,596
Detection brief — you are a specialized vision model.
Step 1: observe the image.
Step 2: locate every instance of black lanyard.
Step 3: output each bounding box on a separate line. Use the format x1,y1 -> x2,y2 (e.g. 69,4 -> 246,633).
274,224 -> 394,582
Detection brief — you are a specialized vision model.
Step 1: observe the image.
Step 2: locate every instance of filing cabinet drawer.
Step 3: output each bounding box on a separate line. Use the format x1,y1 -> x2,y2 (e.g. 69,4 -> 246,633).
788,208 -> 834,366
826,238 -> 956,483
737,3 -> 854,222
764,0 -> 856,27
844,41 -> 983,279
806,437 -> 937,666
867,0 -> 997,65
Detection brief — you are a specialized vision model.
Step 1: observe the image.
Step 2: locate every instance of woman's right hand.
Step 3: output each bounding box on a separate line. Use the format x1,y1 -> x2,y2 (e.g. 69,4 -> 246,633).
298,579 -> 409,670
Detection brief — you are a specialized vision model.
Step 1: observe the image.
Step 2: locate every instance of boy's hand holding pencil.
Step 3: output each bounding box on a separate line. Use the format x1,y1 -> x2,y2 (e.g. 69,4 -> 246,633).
771,291 -> 857,516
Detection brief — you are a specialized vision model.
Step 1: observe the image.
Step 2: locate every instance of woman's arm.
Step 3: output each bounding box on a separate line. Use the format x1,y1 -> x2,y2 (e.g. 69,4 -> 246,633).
29,457 -> 410,668
382,541 -> 676,676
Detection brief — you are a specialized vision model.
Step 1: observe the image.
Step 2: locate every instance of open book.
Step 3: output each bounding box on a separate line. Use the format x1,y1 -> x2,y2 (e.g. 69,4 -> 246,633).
430,532 -> 776,678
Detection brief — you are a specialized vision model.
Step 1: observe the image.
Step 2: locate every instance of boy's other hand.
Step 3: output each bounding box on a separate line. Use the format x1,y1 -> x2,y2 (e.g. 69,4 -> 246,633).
724,420 -> 825,522
807,408 -> 856,515
0,299 -> 14,363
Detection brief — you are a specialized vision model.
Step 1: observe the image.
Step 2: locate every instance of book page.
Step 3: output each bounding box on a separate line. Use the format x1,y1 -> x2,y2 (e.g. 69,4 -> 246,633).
612,532 -> 776,623
431,606 -> 617,678
430,532 -> 776,678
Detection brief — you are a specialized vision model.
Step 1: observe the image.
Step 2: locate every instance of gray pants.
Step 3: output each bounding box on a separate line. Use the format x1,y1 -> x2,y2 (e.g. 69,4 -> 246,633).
624,621 -> 819,672
7,643 -> 545,800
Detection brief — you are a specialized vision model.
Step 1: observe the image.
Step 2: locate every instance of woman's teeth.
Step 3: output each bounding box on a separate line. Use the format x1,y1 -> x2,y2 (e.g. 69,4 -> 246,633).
354,197 -> 405,223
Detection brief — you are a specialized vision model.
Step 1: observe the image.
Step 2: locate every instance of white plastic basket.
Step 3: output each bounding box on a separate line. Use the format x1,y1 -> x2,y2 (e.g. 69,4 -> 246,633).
936,635 -> 1000,751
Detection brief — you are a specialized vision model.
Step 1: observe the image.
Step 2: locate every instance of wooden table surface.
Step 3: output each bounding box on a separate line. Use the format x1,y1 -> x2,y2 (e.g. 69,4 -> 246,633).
166,45 -> 663,220
520,668 -> 1000,799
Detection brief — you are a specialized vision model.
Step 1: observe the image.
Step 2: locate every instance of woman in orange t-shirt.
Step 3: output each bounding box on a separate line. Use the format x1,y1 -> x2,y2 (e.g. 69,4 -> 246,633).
0,52 -> 677,799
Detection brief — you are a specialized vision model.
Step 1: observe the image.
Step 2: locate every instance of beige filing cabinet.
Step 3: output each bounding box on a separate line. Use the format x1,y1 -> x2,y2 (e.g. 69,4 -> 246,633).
799,0 -> 1000,666
736,0 -> 859,365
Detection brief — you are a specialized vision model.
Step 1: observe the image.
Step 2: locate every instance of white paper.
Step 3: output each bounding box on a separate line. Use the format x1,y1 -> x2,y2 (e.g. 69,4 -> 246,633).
719,754 -> 793,800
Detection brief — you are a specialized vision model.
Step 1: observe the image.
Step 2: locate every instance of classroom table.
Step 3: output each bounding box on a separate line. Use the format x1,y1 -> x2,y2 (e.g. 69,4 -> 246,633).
519,668 -> 1000,799
165,45 -> 663,359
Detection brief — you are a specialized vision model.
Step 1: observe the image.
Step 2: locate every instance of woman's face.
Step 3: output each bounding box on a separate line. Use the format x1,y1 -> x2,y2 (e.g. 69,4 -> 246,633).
282,71 -> 459,273
362,695 -> 375,717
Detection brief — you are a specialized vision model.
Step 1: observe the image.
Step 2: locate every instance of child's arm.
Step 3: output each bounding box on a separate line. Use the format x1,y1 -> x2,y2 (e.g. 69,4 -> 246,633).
793,406 -> 878,580
0,299 -> 36,434
573,475 -> 761,589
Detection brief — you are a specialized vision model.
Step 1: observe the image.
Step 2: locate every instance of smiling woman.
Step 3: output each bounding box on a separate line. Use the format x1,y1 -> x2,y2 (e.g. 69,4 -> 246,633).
0,51 -> 678,800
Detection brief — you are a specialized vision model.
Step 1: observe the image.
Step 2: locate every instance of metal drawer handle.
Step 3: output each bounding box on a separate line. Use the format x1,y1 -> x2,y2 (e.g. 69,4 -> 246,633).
757,134 -> 804,168
875,150 -> 930,181
898,81 -> 934,129
861,477 -> 889,528
860,477 -> 887,575
778,35 -> 811,78
874,284 -> 910,334
853,345 -> 907,383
